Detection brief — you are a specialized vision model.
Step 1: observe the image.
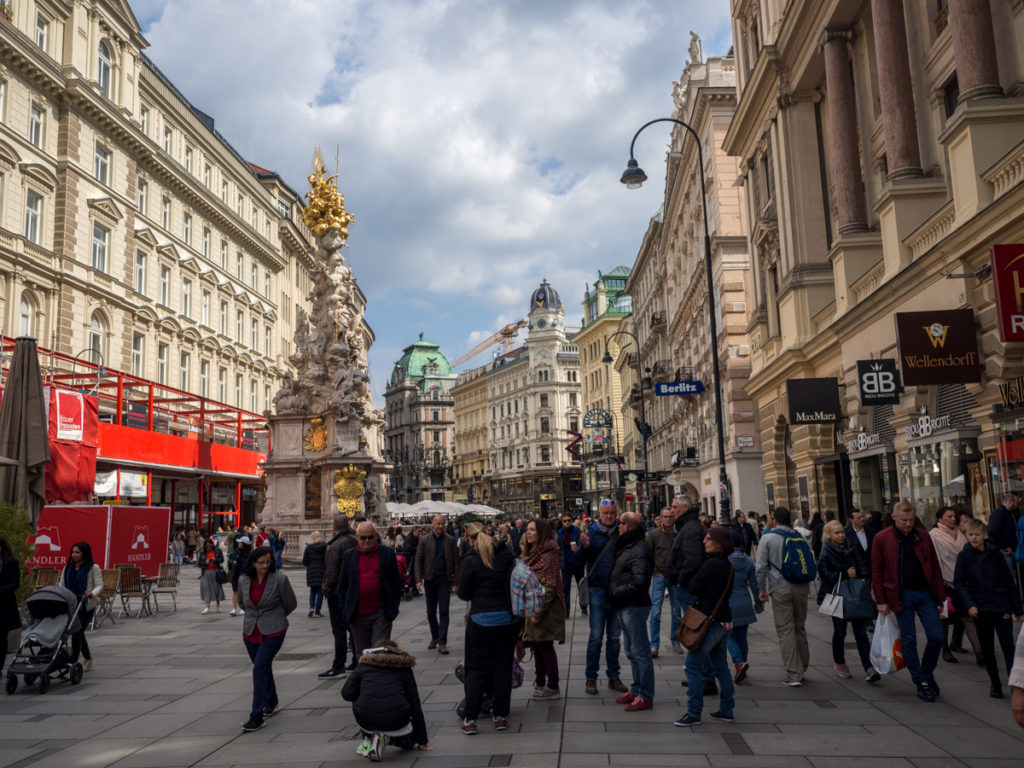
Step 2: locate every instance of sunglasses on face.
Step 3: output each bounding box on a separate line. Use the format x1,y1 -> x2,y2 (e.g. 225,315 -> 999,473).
600,500 -> 614,506
358,535 -> 375,541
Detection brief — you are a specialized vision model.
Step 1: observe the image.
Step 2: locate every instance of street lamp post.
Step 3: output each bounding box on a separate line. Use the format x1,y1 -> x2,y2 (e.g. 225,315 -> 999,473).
621,117 -> 732,525
601,331 -> 652,520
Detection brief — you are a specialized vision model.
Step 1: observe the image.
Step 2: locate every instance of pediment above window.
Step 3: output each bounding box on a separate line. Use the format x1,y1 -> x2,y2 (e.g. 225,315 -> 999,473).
87,197 -> 124,224
19,163 -> 57,192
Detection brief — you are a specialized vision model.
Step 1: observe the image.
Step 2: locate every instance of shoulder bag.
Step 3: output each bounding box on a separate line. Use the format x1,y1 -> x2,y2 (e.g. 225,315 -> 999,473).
675,564 -> 734,653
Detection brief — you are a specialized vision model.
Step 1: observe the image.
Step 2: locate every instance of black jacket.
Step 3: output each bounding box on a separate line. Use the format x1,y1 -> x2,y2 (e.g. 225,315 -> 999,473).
687,555 -> 733,623
816,541 -> 868,605
954,541 -> 1024,615
341,646 -> 428,744
988,504 -> 1020,552
337,545 -> 403,625
302,541 -> 327,589
456,543 -> 515,615
844,523 -> 875,572
322,529 -> 357,596
667,509 -> 704,588
0,559 -> 22,633
605,527 -> 653,609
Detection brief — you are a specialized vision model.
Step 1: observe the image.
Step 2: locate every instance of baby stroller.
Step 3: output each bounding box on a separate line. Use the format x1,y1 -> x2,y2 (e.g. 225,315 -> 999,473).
453,654 -> 525,719
5,584 -> 87,694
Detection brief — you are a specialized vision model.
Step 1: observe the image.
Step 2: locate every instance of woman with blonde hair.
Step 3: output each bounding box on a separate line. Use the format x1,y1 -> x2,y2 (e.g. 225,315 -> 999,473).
520,519 -> 565,699
302,530 -> 328,618
817,520 -> 877,681
456,522 -> 518,734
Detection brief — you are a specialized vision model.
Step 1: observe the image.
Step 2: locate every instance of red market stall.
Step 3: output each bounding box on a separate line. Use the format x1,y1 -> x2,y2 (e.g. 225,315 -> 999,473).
31,505 -> 172,577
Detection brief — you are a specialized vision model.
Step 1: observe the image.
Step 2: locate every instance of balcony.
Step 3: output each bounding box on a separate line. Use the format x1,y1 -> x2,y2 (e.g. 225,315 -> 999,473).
650,310 -> 666,330
651,360 -> 672,382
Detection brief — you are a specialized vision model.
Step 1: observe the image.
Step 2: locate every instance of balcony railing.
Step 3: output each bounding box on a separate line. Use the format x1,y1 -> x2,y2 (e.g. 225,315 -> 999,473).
650,310 -> 666,328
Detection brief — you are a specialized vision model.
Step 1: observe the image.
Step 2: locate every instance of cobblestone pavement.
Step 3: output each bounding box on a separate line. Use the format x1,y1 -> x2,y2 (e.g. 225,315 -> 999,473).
1,567 -> 1023,767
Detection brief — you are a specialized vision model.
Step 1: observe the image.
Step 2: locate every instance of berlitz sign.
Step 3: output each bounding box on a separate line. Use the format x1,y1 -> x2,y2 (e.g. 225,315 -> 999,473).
895,309 -> 980,385
787,378 -> 841,425
991,244 -> 1024,342
856,359 -> 900,406
655,381 -> 705,395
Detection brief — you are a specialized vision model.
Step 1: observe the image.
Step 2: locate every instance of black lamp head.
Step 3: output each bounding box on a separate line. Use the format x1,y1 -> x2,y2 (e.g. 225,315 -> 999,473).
620,158 -> 647,189
601,351 -> 614,364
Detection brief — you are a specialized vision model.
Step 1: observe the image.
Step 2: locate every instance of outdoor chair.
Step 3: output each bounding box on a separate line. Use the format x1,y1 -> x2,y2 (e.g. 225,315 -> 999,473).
151,563 -> 180,613
92,569 -> 121,629
117,566 -> 146,618
33,568 -> 58,588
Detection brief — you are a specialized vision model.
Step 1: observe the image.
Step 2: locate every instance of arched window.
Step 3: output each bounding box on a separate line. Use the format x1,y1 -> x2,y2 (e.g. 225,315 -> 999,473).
88,312 -> 106,362
19,293 -> 37,337
97,42 -> 112,98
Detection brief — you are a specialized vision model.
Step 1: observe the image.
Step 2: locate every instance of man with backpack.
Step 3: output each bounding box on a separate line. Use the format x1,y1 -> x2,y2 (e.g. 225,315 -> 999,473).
755,506 -> 815,686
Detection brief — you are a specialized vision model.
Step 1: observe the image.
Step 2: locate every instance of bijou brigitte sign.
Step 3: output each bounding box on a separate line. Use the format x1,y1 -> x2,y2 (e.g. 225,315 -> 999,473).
895,309 -> 980,385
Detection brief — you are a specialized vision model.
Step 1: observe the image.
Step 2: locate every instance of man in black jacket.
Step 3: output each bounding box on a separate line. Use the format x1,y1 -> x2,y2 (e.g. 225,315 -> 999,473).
339,523 -> 403,656
414,516 -> 459,655
403,527 -> 422,597
606,513 -> 655,711
989,494 -> 1020,576
844,509 -> 875,574
319,515 -> 357,678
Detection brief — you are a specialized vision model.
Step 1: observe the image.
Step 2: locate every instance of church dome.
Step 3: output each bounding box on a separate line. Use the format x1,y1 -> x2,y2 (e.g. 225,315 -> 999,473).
390,333 -> 452,384
530,279 -> 562,311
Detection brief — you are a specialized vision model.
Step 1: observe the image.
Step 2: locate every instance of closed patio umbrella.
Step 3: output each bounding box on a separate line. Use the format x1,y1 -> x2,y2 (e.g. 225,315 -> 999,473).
0,337 -> 50,531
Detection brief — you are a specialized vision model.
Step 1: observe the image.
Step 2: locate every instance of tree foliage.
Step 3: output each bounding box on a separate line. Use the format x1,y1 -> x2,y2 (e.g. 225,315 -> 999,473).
0,503 -> 35,603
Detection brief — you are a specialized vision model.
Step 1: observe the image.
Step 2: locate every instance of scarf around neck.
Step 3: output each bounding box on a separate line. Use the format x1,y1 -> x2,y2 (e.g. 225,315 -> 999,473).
524,538 -> 564,604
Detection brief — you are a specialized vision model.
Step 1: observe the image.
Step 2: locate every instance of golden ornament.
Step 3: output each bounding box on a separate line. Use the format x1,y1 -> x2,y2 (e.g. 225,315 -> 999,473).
301,148 -> 355,238
333,464 -> 366,518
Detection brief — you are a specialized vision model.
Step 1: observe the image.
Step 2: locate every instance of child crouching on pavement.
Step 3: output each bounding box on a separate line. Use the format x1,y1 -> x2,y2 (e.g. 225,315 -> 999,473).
341,639 -> 435,760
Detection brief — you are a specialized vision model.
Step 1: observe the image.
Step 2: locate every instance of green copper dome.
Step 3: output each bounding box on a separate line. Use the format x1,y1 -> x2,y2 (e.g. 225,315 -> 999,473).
391,333 -> 453,384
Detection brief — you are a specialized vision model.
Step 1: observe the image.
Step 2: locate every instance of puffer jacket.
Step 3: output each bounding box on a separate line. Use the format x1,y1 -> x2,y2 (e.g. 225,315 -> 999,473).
954,541 -> 1024,616
816,541 -> 868,605
667,508 -> 704,588
341,646 -> 428,744
727,551 -> 762,627
456,542 -> 516,615
604,526 -> 653,610
302,541 -> 327,588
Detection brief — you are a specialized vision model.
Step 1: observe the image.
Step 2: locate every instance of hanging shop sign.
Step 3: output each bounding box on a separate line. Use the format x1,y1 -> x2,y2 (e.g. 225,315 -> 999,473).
904,411 -> 953,439
856,359 -> 901,406
787,378 -> 841,424
895,309 -> 980,385
990,244 -> 1024,342
998,375 -> 1024,409
655,380 -> 705,395
583,408 -> 613,429
847,431 -> 883,452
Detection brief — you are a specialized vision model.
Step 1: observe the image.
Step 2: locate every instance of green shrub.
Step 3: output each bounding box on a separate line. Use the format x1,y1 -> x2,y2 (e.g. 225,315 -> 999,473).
0,503 -> 36,603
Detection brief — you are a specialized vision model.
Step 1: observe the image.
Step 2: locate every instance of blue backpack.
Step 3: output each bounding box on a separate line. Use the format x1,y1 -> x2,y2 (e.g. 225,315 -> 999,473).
1014,517 -> 1024,564
770,529 -> 817,584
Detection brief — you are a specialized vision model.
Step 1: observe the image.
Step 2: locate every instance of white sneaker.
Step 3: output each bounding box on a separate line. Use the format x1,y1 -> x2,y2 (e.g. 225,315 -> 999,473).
229,609 -> 238,616
238,609 -> 245,615
201,607 -> 210,615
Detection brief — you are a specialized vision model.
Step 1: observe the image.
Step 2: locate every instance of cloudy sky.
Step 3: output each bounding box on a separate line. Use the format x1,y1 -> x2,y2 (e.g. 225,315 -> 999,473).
130,0 -> 734,403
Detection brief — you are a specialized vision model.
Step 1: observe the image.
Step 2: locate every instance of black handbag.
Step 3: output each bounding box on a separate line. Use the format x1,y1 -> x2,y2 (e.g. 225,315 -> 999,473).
215,568 -> 229,584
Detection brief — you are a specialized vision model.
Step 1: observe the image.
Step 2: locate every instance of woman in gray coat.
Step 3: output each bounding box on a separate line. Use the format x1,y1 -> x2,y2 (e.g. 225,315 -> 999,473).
238,545 -> 297,732
726,547 -> 762,683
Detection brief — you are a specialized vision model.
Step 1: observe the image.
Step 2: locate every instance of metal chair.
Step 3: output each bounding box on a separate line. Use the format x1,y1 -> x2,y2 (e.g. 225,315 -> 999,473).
117,566 -> 146,618
92,569 -> 121,629
151,563 -> 180,613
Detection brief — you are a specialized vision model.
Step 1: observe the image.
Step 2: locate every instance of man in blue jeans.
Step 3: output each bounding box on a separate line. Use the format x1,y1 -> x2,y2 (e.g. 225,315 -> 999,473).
871,501 -> 946,702
646,508 -> 683,655
607,513 -> 655,711
579,499 -> 626,695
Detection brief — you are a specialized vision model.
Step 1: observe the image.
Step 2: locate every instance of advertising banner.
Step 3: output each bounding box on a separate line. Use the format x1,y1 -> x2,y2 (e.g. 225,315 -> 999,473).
991,244 -> 1024,342
856,359 -> 901,406
30,506 -> 111,571
45,387 -> 99,503
107,506 -> 172,576
895,309 -> 980,385
787,378 -> 841,425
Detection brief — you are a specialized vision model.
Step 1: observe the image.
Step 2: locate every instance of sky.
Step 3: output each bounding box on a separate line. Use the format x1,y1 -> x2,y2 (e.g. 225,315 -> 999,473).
130,0 -> 734,405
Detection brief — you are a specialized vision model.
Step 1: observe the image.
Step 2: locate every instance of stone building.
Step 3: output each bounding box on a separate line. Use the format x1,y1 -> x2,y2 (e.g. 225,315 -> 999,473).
484,280 -> 583,517
575,266 -> 631,512
723,0 -> 1024,526
0,1 -> 315,410
384,335 -> 457,503
451,361 -> 493,503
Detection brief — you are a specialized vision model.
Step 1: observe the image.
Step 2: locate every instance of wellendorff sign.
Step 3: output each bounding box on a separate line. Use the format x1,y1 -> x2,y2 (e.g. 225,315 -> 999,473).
895,309 -> 981,386
787,378 -> 841,425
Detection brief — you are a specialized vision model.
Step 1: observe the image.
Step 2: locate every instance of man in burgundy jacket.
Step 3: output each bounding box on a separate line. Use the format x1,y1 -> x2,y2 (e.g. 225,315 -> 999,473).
871,501 -> 946,702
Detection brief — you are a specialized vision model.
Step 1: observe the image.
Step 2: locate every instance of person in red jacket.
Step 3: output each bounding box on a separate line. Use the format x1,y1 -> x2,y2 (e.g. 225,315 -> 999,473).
871,501 -> 946,702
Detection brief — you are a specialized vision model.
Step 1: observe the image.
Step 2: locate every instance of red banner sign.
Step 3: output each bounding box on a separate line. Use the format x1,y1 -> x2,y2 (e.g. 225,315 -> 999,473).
107,506 -> 172,575
991,244 -> 1024,342
45,388 -> 99,503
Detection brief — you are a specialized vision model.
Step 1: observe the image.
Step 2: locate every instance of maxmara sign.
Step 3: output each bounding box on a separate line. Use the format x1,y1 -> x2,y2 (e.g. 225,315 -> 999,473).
786,378 -> 841,425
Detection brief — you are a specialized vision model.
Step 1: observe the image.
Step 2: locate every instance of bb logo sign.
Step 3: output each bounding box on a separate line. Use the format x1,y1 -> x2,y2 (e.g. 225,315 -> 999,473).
856,360 -> 900,406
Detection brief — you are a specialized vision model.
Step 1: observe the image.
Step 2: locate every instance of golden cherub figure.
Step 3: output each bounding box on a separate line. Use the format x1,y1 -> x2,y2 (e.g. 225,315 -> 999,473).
301,148 -> 355,239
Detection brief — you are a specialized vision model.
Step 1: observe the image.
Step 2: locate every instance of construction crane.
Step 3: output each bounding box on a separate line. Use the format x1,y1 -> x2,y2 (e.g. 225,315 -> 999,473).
453,319 -> 527,367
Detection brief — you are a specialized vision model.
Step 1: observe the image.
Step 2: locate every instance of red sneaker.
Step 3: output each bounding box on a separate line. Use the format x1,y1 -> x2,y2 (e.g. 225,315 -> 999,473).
614,691 -> 636,704
624,696 -> 653,712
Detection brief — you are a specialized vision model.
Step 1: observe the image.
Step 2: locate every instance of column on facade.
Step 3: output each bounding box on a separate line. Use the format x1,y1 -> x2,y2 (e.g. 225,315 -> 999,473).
870,0 -> 922,178
948,0 -> 1002,100
820,28 -> 868,233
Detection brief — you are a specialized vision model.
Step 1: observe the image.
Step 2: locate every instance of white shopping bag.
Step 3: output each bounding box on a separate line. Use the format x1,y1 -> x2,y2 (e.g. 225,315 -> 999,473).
869,613 -> 905,674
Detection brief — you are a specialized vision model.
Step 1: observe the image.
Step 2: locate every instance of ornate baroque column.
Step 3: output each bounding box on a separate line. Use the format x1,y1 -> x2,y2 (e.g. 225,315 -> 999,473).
948,0 -> 1002,100
820,28 -> 868,234
870,0 -> 922,178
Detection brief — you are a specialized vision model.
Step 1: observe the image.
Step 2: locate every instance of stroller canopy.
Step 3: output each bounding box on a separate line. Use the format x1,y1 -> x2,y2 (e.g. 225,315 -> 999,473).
25,584 -> 78,620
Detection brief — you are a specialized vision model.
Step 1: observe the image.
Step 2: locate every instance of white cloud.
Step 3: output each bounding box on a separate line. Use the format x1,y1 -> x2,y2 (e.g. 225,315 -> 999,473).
137,0 -> 734,402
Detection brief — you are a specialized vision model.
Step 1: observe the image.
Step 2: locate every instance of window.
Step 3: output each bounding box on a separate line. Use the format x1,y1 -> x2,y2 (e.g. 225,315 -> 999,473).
137,179 -> 147,213
202,227 -> 210,257
569,392 -> 577,407
35,15 -> 49,51
160,265 -> 170,305
91,223 -> 108,272
221,180 -> 228,202
183,212 -> 192,244
251,263 -> 258,290
236,310 -> 244,343
220,301 -> 227,334
161,197 -> 170,229
204,164 -> 211,187
97,42 -> 112,98
131,333 -> 144,376
237,194 -> 243,216
236,253 -> 243,280
201,290 -> 210,326
264,274 -> 271,298
570,417 -> 579,432
163,127 -> 172,153
251,318 -> 258,349
251,205 -> 257,228
179,352 -> 190,390
540,394 -> 549,408
264,325 -> 271,357
140,105 -> 149,135
94,145 -> 110,185
220,240 -> 228,269
182,279 -> 191,317
134,251 -> 146,293
88,313 -> 105,360
218,367 -> 227,401
539,445 -> 550,463
19,294 -> 36,337
250,379 -> 257,411
157,343 -> 168,384
432,411 -> 439,422
277,200 -> 289,217
184,146 -> 193,173
29,104 -> 43,147
540,417 -> 550,434
264,385 -> 270,410
235,374 -> 242,406
24,191 -> 41,243
200,361 -> 209,398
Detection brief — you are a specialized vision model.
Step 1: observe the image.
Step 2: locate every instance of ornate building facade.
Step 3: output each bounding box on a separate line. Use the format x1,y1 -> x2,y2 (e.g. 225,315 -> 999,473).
384,335 -> 457,503
451,361 -> 493,503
